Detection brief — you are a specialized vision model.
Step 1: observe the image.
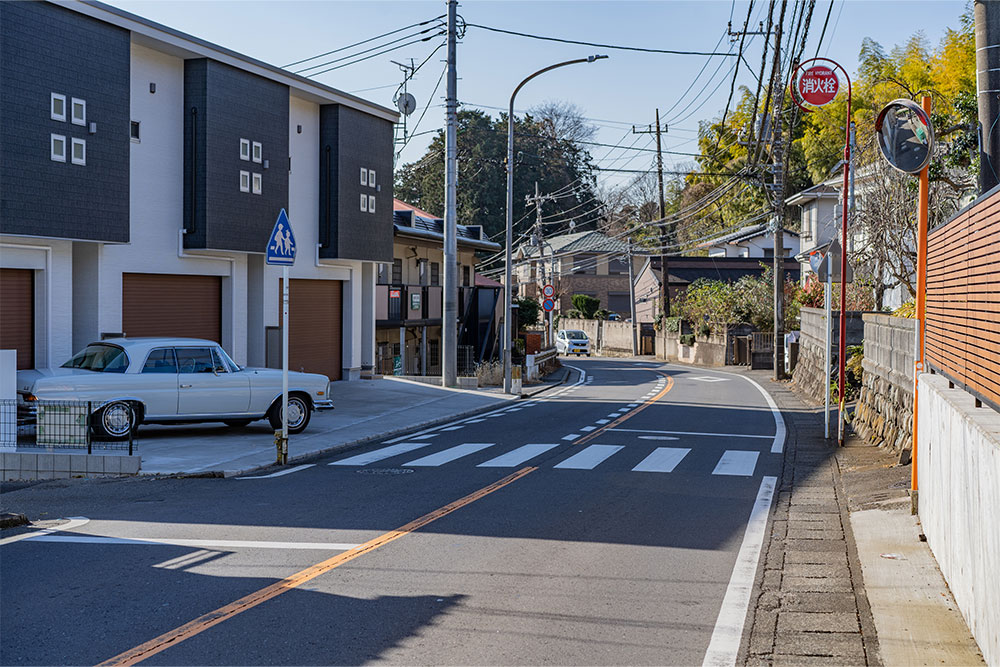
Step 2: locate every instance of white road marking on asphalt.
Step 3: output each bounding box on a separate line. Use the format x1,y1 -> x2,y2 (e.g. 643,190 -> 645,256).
238,464 -> 315,479
155,549 -> 220,569
580,426 -> 597,432
477,444 -> 559,467
702,369 -> 786,454
595,419 -> 610,424
561,434 -> 581,441
23,535 -> 361,550
627,403 -> 639,407
606,413 -> 621,418
610,428 -> 772,439
619,407 -> 632,412
703,476 -> 777,667
0,517 -> 90,546
403,443 -> 495,467
632,447 -> 691,473
329,442 -> 431,466
690,376 -> 730,383
441,425 -> 464,431
712,450 -> 759,476
638,435 -> 680,441
464,418 -> 485,423
554,445 -> 624,470
412,433 -> 439,439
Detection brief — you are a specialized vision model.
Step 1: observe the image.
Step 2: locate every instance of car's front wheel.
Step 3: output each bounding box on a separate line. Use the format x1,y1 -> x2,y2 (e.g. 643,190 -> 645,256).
267,394 -> 311,434
94,401 -> 137,439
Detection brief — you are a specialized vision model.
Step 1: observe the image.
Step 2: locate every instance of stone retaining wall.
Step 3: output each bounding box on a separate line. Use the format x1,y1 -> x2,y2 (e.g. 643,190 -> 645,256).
791,307 -> 869,403
852,313 -> 915,454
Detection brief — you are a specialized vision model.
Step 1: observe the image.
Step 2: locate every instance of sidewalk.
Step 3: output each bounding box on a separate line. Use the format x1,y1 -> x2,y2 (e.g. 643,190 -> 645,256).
737,369 -> 984,666
137,372 -> 566,477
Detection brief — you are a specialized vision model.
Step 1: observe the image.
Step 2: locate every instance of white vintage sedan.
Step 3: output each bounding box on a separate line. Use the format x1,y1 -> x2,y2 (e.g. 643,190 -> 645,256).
17,337 -> 333,437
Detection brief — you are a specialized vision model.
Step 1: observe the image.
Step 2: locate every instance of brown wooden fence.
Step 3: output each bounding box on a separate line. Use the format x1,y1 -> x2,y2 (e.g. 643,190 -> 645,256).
925,188 -> 1000,410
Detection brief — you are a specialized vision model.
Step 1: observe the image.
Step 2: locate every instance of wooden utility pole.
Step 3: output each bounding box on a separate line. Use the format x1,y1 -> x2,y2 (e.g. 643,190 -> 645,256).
633,110 -> 670,319
769,16 -> 786,381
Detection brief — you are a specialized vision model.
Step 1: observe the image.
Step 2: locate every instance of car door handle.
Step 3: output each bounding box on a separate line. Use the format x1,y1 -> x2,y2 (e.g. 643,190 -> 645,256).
180,383 -> 192,389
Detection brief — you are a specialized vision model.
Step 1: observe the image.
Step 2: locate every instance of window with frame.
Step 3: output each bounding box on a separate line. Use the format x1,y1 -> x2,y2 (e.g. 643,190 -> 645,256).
71,138 -> 86,165
607,257 -> 628,275
392,258 -> 402,283
240,170 -> 250,193
462,265 -> 471,286
175,347 -> 215,374
368,195 -> 376,214
130,121 -> 140,142
50,134 -> 66,162
240,138 -> 251,161
430,261 -> 440,286
368,169 -> 376,187
572,254 -> 596,275
71,98 -> 86,126
252,141 -> 262,163
428,339 -> 440,368
50,93 -> 66,121
360,167 -> 368,186
141,348 -> 178,374
360,193 -> 368,212
252,173 -> 262,195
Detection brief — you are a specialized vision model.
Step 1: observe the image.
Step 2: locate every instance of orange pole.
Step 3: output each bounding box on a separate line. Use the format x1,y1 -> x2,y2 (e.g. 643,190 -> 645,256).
911,95 -> 931,495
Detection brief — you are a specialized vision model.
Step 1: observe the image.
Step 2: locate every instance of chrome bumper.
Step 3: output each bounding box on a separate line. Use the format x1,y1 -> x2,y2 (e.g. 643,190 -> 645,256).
314,399 -> 335,411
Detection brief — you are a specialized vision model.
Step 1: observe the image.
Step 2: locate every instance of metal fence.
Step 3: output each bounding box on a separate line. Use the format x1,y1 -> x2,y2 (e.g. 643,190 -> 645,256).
4,399 -> 137,454
457,345 -> 476,376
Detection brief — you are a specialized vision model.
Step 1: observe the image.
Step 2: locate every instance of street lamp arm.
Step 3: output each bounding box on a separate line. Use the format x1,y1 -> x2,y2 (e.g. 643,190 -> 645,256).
508,56 -> 607,115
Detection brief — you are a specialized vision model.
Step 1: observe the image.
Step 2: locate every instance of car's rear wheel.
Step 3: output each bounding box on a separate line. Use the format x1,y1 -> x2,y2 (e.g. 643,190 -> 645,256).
224,419 -> 253,428
267,394 -> 311,434
94,401 -> 137,439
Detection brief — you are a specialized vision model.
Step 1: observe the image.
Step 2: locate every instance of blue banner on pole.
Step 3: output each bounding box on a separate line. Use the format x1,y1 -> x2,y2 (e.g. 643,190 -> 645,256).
266,209 -> 297,266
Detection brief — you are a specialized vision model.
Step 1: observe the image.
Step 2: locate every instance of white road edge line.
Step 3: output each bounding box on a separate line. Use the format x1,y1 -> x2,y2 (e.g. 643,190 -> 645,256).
707,369 -> 786,454
238,464 -> 315,479
703,475 -> 777,667
21,536 -> 361,550
0,516 -> 91,546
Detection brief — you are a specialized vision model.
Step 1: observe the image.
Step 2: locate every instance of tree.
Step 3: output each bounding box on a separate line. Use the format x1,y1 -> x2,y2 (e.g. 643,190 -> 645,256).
514,296 -> 540,330
395,107 -> 600,242
571,294 -> 600,319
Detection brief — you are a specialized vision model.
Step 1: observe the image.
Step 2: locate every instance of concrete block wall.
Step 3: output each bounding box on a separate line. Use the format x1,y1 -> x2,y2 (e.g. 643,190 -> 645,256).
852,314 -> 916,453
917,374 -> 1000,667
655,331 -> 727,366
791,307 -> 871,403
1,451 -> 140,480
559,319 -> 636,355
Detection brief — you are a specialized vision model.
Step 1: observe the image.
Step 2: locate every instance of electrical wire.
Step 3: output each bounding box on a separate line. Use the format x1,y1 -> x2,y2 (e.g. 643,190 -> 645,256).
283,16 -> 445,68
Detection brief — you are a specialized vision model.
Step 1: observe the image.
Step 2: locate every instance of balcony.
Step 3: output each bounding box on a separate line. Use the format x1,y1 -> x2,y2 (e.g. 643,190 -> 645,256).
376,284 -> 443,325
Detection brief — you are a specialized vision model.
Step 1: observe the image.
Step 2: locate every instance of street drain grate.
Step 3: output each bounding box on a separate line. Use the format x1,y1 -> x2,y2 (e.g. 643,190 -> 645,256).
356,468 -> 414,475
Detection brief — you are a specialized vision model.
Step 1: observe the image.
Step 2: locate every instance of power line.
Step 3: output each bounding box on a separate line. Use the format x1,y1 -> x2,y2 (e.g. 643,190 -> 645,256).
300,33 -> 445,77
284,16 -> 445,68
463,23 -> 739,57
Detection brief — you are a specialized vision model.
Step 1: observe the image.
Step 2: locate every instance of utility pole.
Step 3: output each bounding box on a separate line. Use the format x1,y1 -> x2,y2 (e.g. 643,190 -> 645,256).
633,110 -> 670,319
628,239 -> 638,356
769,18 -> 786,381
442,0 -> 458,387
526,181 -> 555,347
975,0 -> 1000,194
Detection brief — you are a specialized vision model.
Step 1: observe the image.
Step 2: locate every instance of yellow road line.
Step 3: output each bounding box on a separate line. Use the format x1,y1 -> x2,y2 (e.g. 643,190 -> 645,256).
97,466 -> 538,666
573,373 -> 674,447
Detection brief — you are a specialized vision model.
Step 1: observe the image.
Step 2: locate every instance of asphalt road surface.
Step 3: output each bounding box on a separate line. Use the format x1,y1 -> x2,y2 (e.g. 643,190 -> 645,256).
1,358 -> 783,666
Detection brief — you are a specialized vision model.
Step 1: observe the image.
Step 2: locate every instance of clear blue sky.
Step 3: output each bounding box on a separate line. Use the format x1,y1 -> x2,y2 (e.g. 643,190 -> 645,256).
103,0 -> 966,189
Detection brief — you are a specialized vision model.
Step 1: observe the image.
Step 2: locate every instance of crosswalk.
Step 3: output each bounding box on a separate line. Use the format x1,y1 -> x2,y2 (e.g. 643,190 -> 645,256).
328,441 -> 767,476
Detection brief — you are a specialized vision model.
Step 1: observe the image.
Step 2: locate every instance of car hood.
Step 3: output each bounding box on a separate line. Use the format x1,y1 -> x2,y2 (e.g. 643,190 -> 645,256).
16,367 -> 101,393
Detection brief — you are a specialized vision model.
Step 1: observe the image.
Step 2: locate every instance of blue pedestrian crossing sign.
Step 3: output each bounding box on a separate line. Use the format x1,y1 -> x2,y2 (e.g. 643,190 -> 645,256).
266,209 -> 296,266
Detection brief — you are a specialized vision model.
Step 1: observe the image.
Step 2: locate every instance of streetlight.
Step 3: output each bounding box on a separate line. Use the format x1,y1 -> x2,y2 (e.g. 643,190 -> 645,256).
503,54 -> 608,393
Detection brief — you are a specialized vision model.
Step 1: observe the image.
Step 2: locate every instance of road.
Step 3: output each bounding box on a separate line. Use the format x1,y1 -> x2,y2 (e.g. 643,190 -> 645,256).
0,358 -> 783,666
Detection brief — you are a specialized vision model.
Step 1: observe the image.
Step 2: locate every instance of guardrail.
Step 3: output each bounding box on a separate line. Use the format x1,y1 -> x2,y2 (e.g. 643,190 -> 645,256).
6,399 -> 136,454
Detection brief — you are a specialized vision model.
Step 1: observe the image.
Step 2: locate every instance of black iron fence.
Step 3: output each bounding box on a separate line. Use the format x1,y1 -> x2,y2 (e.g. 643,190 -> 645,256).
7,399 -> 137,454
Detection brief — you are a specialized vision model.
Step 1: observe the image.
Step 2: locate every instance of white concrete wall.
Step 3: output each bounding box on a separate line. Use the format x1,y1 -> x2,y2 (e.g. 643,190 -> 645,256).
917,373 -> 1000,667
0,238 -> 74,368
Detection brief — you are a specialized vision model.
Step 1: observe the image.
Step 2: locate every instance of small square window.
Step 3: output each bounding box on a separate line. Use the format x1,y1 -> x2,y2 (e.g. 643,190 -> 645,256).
252,141 -> 262,163
50,134 -> 66,162
71,138 -> 86,165
51,93 -> 66,121
130,121 -> 141,142
368,195 -> 376,214
71,98 -> 86,126
368,169 -> 376,187
240,138 -> 250,161
252,172 -> 262,195
240,170 -> 250,193
360,193 -> 368,212
360,167 -> 368,186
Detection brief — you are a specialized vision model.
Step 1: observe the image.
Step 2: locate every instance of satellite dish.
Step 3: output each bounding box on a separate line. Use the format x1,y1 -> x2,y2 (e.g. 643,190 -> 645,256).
396,93 -> 416,116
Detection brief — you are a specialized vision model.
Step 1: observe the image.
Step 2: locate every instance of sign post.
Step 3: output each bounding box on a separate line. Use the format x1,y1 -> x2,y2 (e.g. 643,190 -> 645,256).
266,209 -> 297,465
542,284 -> 555,349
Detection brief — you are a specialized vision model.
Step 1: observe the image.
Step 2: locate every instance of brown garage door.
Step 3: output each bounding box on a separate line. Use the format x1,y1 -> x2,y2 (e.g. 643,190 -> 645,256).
0,269 -> 34,369
123,273 -> 221,342
281,279 -> 342,381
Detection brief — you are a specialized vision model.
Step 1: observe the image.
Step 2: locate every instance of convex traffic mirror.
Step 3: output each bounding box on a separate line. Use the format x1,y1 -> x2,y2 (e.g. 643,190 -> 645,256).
875,99 -> 934,174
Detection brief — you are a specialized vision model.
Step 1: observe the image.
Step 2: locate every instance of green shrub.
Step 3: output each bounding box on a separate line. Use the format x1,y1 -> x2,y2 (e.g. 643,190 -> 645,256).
571,294 -> 601,319
662,316 -> 681,333
680,334 -> 696,347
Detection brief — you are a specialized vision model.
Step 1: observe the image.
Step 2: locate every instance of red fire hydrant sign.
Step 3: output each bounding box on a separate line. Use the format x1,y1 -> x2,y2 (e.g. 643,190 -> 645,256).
797,66 -> 839,106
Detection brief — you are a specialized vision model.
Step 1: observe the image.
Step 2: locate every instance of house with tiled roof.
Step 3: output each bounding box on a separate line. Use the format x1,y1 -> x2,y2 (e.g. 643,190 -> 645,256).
698,222 -> 800,258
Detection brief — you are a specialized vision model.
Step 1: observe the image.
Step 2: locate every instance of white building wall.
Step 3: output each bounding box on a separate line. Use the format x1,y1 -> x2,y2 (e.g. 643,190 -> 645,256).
0,238 -> 73,368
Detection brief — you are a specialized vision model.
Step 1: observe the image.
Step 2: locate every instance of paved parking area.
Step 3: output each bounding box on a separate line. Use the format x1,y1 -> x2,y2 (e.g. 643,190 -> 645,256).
137,377 -> 515,476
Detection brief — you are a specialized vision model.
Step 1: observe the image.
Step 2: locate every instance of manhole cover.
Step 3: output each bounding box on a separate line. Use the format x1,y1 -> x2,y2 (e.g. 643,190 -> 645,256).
356,468 -> 414,475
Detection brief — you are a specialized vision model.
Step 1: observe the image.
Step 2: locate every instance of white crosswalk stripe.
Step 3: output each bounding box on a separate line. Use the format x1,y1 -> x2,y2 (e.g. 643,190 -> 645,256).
329,442 -> 430,466
712,450 -> 759,476
632,447 -> 691,473
404,443 -> 495,467
477,444 -> 558,468
554,444 -> 624,470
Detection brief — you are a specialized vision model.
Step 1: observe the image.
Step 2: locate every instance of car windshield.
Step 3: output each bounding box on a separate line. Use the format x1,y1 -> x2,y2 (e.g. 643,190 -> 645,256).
61,344 -> 129,373
566,331 -> 588,340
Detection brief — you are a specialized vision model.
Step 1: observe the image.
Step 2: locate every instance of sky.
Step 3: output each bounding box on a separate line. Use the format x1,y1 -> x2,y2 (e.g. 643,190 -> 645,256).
102,0 -> 967,192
